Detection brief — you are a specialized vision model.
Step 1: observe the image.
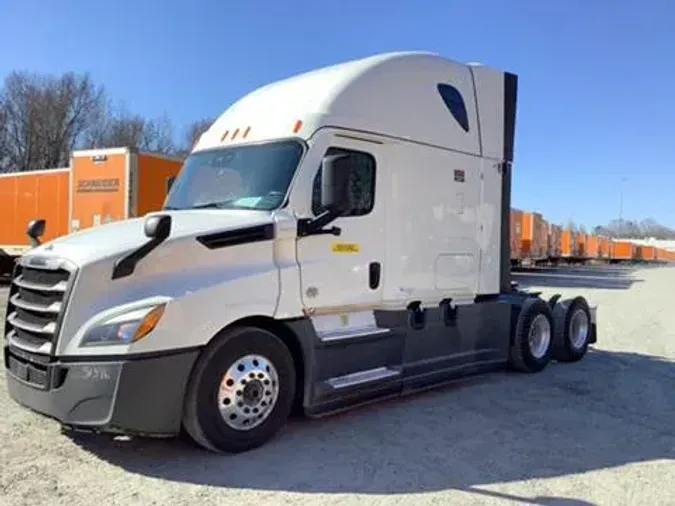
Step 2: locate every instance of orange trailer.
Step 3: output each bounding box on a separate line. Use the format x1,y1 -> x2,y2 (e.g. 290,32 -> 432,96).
576,233 -> 589,259
598,237 -> 610,259
561,229 -> 578,258
0,168 -> 70,258
510,208 -> 524,263
521,211 -> 548,261
70,147 -> 183,232
639,245 -> 656,262
0,147 -> 183,272
548,223 -> 562,258
655,248 -> 672,262
611,240 -> 635,262
586,235 -> 599,259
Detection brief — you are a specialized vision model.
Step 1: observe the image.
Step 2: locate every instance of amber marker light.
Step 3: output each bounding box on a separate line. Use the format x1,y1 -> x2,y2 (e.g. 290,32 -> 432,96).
132,303 -> 167,342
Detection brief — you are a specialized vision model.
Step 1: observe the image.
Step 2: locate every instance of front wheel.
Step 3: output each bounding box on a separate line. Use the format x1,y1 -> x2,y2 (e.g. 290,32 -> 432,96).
182,326 -> 296,453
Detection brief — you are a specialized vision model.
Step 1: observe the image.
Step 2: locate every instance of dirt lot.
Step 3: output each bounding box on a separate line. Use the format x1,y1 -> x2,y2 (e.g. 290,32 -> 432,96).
1,265 -> 674,506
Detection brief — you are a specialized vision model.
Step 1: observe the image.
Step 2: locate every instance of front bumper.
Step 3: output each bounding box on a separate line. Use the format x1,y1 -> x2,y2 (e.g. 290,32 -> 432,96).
4,345 -> 200,436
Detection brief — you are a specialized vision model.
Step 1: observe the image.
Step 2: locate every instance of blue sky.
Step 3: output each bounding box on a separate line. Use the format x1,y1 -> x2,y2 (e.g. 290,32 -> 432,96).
1,0 -> 674,229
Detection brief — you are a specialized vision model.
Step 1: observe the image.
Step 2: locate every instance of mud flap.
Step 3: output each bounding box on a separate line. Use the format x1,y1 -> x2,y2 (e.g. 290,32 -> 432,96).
589,305 -> 598,344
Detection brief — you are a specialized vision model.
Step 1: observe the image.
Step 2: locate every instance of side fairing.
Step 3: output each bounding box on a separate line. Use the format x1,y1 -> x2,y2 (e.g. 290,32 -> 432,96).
383,141 -> 482,305
476,158 -> 502,295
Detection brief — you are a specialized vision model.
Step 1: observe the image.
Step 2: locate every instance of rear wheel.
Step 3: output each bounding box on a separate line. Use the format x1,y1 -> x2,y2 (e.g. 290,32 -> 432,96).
509,297 -> 554,373
552,296 -> 592,363
182,326 -> 296,453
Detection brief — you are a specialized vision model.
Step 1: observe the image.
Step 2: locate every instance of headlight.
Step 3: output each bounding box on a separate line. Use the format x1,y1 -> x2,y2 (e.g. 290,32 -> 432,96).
81,303 -> 166,347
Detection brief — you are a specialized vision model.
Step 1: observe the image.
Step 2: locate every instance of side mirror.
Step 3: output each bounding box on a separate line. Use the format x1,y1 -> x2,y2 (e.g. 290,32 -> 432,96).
144,214 -> 172,240
320,153 -> 356,216
27,219 -> 46,247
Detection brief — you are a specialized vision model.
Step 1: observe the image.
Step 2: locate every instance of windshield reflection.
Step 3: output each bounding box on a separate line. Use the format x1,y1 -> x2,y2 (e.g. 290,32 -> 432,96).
164,140 -> 304,211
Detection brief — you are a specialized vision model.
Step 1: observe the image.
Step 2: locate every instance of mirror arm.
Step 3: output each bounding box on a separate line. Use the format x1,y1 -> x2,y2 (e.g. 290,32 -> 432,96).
297,210 -> 342,238
111,236 -> 165,280
112,214 -> 172,280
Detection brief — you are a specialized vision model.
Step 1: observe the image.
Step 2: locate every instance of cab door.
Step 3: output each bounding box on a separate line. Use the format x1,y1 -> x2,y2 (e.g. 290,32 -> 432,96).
296,134 -> 386,316
295,133 -> 403,407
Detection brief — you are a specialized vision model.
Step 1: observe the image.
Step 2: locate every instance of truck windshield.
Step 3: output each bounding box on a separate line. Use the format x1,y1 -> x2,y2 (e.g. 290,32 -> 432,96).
163,140 -> 304,211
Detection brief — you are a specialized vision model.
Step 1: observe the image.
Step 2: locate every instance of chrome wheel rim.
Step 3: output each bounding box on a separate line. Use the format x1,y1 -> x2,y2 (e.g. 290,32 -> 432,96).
528,313 -> 551,359
217,354 -> 279,431
569,309 -> 589,349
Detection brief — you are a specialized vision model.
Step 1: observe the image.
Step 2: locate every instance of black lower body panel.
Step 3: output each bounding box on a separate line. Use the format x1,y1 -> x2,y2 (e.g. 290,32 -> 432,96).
287,317 -> 406,417
402,359 -> 507,394
304,379 -> 402,418
4,345 -> 200,436
290,298 -> 515,418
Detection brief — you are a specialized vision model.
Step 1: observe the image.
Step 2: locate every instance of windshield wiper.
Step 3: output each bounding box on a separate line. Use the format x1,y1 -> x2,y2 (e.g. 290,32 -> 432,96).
190,198 -> 238,209
165,199 -> 260,211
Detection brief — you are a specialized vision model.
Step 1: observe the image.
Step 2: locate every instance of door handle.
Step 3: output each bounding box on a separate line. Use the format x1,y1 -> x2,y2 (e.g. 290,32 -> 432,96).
369,262 -> 381,290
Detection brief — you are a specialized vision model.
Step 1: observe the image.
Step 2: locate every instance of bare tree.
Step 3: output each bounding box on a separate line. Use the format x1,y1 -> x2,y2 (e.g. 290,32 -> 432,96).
0,105 -> 8,171
144,112 -> 175,153
186,117 -> 214,147
566,220 -> 579,233
594,218 -> 675,240
0,68 -> 215,172
0,72 -> 41,171
0,70 -> 106,171
88,106 -> 176,154
173,117 -> 214,157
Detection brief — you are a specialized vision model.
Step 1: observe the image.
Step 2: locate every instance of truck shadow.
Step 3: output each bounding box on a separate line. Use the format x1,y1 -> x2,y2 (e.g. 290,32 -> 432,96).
511,265 -> 643,290
69,348 -> 675,498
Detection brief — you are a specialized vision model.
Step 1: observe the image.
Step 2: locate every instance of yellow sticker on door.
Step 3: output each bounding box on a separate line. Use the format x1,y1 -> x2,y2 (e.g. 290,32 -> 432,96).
332,242 -> 361,254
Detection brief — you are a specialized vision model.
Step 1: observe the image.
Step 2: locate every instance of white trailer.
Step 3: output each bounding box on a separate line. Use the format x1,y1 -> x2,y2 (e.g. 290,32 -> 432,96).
4,51 -> 597,453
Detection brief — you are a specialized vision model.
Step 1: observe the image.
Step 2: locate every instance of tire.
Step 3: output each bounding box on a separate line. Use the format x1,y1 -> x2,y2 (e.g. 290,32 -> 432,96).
509,297 -> 554,373
552,296 -> 592,363
182,326 -> 296,454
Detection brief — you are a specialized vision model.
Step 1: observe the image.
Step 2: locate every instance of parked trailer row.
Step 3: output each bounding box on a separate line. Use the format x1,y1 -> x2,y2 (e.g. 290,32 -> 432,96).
0,147 -> 183,275
509,209 -> 675,265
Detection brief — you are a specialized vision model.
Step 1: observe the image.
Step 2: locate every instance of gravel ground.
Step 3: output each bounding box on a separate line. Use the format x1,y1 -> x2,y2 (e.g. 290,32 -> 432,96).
1,265 -> 674,506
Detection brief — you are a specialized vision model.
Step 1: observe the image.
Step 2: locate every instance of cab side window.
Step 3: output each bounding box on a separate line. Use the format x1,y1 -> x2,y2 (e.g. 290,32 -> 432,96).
311,147 -> 376,216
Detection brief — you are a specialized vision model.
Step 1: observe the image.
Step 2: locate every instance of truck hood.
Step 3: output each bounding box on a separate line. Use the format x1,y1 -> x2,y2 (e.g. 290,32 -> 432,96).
25,209 -> 276,267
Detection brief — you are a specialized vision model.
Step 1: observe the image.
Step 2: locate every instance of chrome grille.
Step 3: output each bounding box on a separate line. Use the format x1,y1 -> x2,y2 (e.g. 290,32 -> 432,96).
4,260 -> 74,355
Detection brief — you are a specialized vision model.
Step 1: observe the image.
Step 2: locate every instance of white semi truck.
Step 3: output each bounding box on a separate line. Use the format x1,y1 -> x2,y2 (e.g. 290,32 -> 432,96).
4,51 -> 597,454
